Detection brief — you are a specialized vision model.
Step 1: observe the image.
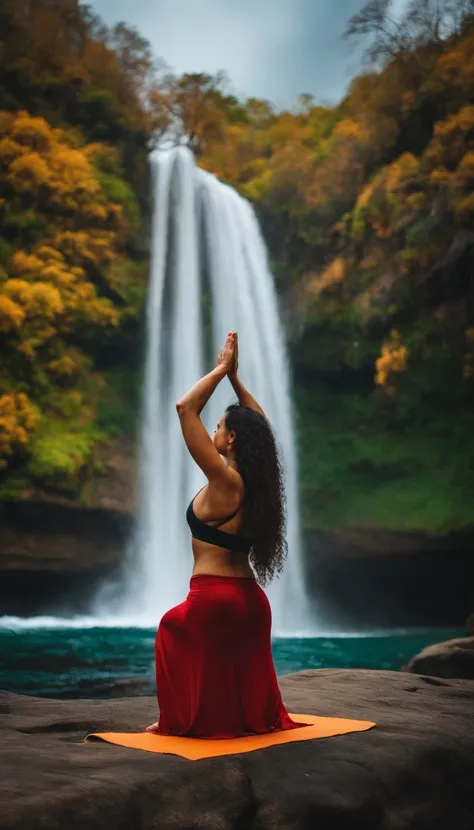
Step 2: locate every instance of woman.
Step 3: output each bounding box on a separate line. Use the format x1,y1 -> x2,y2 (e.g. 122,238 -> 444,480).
146,331 -> 306,738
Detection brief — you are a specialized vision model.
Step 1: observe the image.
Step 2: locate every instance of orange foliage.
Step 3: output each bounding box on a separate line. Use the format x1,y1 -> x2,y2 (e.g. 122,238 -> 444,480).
375,329 -> 409,388
48,354 -> 78,378
0,393 -> 38,469
352,152 -> 422,240
308,258 -> 346,296
3,243 -> 119,354
426,106 -> 474,221
301,119 -> 369,211
0,294 -> 25,331
0,111 -> 124,229
421,28 -> 474,110
0,111 -> 121,389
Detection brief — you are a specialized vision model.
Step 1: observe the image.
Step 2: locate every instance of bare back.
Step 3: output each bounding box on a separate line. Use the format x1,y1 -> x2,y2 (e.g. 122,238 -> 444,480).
190,473 -> 255,579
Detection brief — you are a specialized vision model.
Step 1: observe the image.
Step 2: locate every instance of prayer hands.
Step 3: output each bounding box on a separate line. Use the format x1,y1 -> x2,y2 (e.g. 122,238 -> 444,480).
216,331 -> 238,375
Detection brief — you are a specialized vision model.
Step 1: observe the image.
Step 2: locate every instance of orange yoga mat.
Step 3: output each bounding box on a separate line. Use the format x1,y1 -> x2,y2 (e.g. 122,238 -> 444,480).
85,713 -> 376,760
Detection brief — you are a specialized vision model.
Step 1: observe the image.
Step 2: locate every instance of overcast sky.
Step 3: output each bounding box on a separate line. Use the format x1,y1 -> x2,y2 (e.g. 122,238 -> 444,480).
91,0 -> 409,109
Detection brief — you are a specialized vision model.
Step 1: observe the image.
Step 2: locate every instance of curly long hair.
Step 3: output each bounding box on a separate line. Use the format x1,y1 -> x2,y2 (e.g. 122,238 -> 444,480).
224,403 -> 288,586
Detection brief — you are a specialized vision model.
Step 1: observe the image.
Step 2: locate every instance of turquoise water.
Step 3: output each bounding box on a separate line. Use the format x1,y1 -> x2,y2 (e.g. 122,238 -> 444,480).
0,624 -> 461,698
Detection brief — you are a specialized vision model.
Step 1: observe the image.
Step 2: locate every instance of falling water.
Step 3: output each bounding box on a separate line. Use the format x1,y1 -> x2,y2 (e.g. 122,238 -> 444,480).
112,146 -> 317,636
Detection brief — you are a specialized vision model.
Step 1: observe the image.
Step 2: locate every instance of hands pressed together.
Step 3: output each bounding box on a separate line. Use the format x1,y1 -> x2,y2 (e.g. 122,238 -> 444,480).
216,331 -> 238,377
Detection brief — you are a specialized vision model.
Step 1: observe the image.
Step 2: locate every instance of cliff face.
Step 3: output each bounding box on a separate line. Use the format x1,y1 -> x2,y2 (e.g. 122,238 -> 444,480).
303,528 -> 474,629
1,484 -> 472,625
85,437 -> 139,514
0,437 -> 138,615
0,500 -> 133,574
0,499 -> 134,616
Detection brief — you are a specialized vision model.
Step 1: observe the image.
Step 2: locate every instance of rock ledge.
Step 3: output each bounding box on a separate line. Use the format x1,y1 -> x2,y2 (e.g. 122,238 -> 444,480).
1,669 -> 474,830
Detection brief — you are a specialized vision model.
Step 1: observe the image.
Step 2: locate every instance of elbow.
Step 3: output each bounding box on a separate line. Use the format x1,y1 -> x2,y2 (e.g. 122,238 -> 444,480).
176,402 -> 190,417
176,402 -> 199,418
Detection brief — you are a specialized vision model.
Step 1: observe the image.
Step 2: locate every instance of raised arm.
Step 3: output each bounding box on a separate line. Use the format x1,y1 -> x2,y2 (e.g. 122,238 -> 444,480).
227,373 -> 266,418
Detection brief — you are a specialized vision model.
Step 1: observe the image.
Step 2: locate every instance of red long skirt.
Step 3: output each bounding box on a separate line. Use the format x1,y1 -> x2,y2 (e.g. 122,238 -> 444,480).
154,574 -> 305,738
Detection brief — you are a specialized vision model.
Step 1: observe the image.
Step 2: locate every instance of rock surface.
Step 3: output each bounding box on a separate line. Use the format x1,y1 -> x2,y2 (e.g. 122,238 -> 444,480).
0,499 -> 134,614
0,500 -> 133,572
404,635 -> 474,679
304,527 -> 474,627
308,525 -> 474,557
1,669 -> 474,830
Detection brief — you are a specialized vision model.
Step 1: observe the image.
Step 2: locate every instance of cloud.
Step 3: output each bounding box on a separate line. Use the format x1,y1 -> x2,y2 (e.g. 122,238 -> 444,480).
92,0 -> 308,105
391,0 -> 411,16
90,0 -> 407,108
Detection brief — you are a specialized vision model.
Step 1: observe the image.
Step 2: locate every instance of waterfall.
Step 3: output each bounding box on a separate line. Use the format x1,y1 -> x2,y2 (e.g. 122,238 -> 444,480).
113,146 -> 317,636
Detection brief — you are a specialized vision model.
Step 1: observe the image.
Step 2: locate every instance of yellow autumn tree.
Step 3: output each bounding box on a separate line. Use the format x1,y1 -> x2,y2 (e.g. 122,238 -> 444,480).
0,111 -> 126,231
303,118 -> 369,211
0,393 -> 38,470
351,152 -> 423,241
0,111 -> 127,471
425,106 -> 474,221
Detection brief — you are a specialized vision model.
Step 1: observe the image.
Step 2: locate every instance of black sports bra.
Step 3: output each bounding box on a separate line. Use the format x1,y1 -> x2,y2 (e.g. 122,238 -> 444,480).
186,485 -> 252,554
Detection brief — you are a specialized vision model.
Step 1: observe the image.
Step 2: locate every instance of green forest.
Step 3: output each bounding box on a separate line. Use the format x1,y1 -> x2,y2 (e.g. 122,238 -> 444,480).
1,0 -> 473,535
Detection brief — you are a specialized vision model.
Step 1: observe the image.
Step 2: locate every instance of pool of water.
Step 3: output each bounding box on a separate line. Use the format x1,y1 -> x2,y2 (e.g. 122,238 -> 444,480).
0,621 -> 460,698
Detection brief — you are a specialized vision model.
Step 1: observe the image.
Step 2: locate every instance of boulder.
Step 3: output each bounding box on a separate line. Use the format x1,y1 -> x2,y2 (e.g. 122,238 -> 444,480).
403,635 -> 474,679
1,668 -> 474,830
